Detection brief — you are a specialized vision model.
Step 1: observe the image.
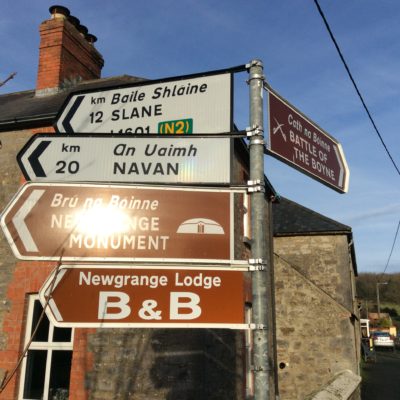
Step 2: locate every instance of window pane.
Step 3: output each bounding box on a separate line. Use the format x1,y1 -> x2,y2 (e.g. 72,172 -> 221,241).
48,350 -> 72,400
23,350 -> 47,399
31,300 -> 49,342
53,326 -> 72,343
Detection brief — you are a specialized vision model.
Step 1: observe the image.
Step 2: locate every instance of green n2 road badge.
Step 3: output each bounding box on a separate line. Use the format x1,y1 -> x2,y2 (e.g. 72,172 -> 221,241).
158,119 -> 193,134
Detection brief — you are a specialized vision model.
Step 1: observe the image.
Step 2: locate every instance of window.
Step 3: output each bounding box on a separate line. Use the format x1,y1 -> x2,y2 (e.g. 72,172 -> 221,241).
19,295 -> 74,400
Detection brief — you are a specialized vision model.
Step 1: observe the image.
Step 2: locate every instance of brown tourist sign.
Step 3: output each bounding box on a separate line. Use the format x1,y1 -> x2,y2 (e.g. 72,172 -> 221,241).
267,89 -> 349,193
0,183 -> 243,263
39,265 -> 248,328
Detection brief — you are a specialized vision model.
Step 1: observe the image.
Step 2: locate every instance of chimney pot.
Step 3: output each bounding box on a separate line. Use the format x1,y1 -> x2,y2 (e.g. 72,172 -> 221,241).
49,5 -> 70,19
78,24 -> 89,37
85,33 -> 98,44
68,15 -> 80,28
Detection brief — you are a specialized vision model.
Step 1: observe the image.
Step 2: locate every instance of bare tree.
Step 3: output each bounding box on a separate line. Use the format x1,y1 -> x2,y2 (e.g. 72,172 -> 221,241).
0,72 -> 16,88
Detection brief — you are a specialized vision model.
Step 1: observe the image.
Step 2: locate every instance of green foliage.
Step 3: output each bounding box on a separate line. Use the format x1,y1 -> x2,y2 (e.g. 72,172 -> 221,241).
376,317 -> 391,328
356,273 -> 400,304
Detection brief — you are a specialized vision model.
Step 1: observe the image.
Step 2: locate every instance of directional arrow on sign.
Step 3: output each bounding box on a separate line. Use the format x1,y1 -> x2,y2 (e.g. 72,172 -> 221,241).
11,189 -> 44,252
26,140 -> 50,177
61,95 -> 84,133
17,134 -> 232,184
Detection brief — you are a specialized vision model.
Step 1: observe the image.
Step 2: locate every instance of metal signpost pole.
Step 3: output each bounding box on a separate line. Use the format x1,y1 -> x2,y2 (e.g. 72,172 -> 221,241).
248,59 -> 271,400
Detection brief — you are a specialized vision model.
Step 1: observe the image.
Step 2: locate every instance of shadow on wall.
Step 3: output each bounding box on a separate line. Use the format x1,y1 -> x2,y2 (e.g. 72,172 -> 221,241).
150,329 -> 242,400
87,328 -> 152,399
87,329 -> 243,399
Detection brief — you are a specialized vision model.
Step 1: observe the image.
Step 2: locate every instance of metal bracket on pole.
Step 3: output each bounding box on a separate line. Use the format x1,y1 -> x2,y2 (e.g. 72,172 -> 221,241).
249,137 -> 265,146
249,323 -> 268,331
246,60 -> 263,69
247,180 -> 265,193
246,61 -> 266,84
247,125 -> 266,148
246,125 -> 264,137
247,73 -> 265,83
248,258 -> 267,271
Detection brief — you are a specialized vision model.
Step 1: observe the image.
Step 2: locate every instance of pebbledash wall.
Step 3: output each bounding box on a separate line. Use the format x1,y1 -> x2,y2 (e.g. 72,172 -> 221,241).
0,5 -> 361,400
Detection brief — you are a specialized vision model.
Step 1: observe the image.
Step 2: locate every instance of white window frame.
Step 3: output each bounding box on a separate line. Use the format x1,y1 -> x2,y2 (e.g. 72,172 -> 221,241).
18,294 -> 74,400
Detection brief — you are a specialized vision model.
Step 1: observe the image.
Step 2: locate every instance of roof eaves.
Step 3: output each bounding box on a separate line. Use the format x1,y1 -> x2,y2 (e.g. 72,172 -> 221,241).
0,113 -> 57,132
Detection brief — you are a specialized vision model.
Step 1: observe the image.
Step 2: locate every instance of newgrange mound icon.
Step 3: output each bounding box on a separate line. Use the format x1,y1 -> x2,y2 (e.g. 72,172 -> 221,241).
177,218 -> 224,234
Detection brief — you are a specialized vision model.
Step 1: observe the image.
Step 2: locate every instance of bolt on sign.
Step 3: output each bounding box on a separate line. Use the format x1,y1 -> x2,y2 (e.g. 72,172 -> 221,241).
17,134 -> 232,184
39,265 -> 248,328
55,72 -> 232,134
1,183 -> 246,263
267,88 -> 349,193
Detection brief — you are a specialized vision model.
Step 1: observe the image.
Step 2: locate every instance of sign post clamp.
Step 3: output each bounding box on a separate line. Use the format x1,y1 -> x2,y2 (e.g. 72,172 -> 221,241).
247,180 -> 265,193
248,258 -> 267,271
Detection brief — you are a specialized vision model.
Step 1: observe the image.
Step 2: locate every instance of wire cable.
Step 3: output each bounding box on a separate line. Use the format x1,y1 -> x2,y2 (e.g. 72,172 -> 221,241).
381,219 -> 400,277
313,0 -> 400,177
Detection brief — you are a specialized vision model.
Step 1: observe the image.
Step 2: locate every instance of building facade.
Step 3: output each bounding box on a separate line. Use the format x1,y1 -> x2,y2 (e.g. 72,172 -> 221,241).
272,198 -> 360,399
0,5 -> 360,400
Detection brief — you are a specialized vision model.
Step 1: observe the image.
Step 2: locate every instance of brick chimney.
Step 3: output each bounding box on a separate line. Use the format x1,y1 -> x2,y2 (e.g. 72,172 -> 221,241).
36,5 -> 104,96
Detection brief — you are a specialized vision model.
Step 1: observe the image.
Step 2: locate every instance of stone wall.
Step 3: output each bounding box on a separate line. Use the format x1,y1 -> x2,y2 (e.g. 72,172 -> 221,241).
274,235 -> 359,400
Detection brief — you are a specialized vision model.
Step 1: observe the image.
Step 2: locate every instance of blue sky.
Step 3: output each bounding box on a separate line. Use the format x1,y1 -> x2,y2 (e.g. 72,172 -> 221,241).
1,0 -> 399,274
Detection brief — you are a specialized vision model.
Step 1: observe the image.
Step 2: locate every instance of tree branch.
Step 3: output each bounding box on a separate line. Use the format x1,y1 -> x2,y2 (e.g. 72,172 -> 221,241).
0,72 -> 16,88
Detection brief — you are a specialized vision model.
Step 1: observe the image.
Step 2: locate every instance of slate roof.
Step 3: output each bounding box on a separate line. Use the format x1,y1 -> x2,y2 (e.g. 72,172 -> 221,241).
272,196 -> 352,236
0,75 -> 144,131
273,196 -> 357,274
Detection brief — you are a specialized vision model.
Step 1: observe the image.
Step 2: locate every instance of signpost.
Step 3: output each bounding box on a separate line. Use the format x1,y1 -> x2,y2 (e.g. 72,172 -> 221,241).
267,89 -> 349,193
0,182 -> 244,263
39,265 -> 247,328
0,62 -> 350,400
55,73 -> 232,134
17,134 -> 232,184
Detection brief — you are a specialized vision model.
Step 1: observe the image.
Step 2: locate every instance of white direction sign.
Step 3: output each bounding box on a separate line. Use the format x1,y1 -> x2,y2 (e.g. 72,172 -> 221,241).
55,73 -> 232,134
17,134 -> 232,184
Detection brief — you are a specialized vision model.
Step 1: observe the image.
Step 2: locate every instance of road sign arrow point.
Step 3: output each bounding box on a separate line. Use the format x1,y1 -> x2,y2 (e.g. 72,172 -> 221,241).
12,189 -> 45,252
49,298 -> 64,322
334,144 -> 349,192
28,140 -> 51,178
60,95 -> 85,133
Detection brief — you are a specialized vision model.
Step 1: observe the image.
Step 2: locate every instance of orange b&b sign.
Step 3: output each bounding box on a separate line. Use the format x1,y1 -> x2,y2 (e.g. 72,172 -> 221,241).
39,266 -> 247,329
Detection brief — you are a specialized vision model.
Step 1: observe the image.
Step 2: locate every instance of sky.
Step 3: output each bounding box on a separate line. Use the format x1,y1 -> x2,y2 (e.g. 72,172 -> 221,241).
1,0 -> 399,274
